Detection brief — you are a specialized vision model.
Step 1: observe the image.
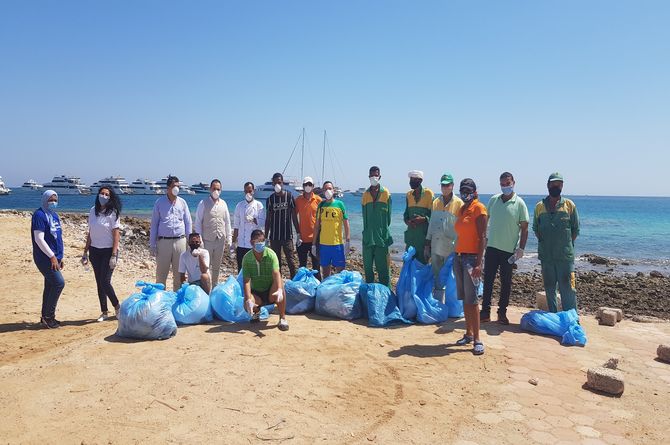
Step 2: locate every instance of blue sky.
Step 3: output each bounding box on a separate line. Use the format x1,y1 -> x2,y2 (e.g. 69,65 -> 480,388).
1,1 -> 669,196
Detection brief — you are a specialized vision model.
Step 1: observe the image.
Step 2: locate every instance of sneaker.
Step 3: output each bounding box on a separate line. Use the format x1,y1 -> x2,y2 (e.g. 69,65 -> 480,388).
456,335 -> 473,346
40,317 -> 60,329
114,305 -> 120,317
278,318 -> 289,331
497,314 -> 510,325
97,312 -> 110,322
480,313 -> 491,323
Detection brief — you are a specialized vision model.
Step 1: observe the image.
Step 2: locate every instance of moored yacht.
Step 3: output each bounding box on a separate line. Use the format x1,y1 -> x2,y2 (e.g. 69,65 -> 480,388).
190,182 -> 210,194
129,179 -> 162,195
22,179 -> 43,190
156,177 -> 196,195
90,176 -> 133,194
0,177 -> 11,195
43,175 -> 91,195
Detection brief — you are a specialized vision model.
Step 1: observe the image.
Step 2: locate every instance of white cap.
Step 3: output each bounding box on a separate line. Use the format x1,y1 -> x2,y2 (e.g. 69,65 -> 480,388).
302,176 -> 314,185
408,170 -> 424,179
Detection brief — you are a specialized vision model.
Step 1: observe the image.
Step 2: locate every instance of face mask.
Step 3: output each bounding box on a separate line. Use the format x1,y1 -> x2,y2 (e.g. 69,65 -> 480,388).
303,185 -> 313,194
369,176 -> 380,187
460,192 -> 474,203
47,201 -> 58,210
501,186 -> 514,195
245,192 -> 253,202
548,186 -> 561,198
98,194 -> 109,205
274,184 -> 282,193
409,179 -> 421,190
211,190 -> 220,200
171,186 -> 180,196
254,242 -> 265,253
189,242 -> 201,251
324,189 -> 334,200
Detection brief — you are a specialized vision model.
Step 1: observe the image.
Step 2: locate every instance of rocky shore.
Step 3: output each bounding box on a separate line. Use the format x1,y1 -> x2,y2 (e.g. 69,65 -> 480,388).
6,210 -> 668,320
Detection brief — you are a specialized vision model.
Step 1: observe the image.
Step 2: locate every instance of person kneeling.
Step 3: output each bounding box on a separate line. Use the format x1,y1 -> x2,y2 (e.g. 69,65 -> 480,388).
179,233 -> 212,294
242,229 -> 289,331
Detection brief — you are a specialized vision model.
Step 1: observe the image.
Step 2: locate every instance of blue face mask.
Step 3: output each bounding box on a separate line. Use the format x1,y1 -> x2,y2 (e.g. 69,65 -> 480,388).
47,201 -> 58,210
460,192 -> 474,203
254,242 -> 265,253
501,186 -> 514,195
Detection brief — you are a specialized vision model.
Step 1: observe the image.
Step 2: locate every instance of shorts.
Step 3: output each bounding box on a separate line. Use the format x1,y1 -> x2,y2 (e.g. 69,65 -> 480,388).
319,244 -> 346,268
252,288 -> 272,305
453,253 -> 482,305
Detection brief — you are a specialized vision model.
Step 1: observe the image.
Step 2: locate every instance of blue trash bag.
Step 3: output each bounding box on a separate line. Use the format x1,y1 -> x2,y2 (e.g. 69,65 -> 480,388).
285,267 -> 320,314
413,261 -> 452,324
520,309 -> 587,346
315,270 -> 364,320
439,254 -> 463,318
360,283 -> 411,327
395,247 -> 419,320
116,281 -> 178,340
172,283 -> 213,325
210,276 -> 274,323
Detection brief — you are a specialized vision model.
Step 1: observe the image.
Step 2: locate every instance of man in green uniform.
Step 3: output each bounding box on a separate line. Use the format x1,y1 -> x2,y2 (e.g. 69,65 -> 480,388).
533,173 -> 580,312
404,170 -> 434,264
362,166 -> 393,287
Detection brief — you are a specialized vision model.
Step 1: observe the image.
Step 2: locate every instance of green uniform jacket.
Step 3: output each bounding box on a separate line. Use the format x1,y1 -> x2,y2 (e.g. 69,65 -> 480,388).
533,196 -> 580,262
403,186 -> 434,248
361,186 -> 393,247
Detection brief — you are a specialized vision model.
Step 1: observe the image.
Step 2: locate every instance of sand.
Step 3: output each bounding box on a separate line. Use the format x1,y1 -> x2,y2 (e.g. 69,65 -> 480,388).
1,213 -> 669,444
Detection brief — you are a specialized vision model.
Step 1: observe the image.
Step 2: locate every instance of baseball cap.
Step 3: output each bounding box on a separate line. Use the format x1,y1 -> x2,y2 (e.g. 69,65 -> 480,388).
302,176 -> 314,185
548,172 -> 564,182
440,173 -> 454,185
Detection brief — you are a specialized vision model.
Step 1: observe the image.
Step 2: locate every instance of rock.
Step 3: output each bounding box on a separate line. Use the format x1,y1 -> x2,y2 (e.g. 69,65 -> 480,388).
603,357 -> 619,370
597,307 -> 623,322
586,367 -> 624,395
632,315 -> 664,323
584,254 -> 610,265
536,291 -> 562,311
599,310 -> 617,326
650,270 -> 665,278
658,345 -> 670,363
528,378 -> 539,386
636,271 -> 644,277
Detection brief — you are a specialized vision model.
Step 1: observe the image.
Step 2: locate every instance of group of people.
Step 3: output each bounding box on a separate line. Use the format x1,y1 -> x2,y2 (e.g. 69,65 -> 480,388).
31,170 -> 580,352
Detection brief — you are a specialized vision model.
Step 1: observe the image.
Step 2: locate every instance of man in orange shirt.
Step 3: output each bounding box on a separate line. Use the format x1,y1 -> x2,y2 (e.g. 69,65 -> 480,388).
294,176 -> 322,279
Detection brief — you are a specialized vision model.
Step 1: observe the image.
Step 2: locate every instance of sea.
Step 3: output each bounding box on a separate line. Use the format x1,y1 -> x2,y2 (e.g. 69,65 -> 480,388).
3,188 -> 670,274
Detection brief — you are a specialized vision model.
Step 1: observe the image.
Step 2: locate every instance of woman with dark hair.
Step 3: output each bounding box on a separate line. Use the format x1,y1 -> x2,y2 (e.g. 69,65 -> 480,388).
31,190 -> 65,329
82,186 -> 122,321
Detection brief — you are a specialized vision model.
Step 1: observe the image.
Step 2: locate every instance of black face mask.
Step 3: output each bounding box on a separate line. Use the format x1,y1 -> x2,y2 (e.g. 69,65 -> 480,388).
189,243 -> 201,251
409,179 -> 422,190
548,186 -> 562,198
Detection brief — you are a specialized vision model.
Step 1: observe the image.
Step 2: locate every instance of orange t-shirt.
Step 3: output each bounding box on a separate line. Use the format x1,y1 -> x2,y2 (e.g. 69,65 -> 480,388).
295,194 -> 322,242
454,199 -> 488,254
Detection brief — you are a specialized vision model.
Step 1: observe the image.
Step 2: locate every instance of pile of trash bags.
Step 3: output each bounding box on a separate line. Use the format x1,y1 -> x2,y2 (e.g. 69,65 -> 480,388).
520,309 -> 587,346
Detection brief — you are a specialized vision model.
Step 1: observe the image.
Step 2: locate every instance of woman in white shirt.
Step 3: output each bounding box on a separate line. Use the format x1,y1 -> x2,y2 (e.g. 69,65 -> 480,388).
82,186 -> 122,321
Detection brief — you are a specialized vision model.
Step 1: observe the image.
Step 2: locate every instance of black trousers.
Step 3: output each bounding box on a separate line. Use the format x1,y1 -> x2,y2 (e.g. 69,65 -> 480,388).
482,246 -> 514,316
89,246 -> 119,312
296,241 -> 321,280
270,239 -> 297,279
236,247 -> 251,272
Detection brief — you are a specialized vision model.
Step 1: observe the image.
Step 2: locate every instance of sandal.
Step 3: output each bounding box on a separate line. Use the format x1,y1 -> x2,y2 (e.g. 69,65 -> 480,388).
473,342 -> 485,355
456,335 -> 473,346
278,318 -> 289,331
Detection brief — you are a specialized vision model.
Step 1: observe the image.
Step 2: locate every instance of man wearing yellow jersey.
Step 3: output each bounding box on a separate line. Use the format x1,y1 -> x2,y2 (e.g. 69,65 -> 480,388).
312,181 -> 351,279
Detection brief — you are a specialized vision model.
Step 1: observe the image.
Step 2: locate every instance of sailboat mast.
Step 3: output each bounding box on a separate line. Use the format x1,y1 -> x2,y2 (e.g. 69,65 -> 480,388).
301,127 -> 305,181
321,130 -> 326,185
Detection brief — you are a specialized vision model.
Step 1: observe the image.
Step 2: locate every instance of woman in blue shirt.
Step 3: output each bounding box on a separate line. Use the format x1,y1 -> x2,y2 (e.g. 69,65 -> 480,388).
31,190 -> 65,329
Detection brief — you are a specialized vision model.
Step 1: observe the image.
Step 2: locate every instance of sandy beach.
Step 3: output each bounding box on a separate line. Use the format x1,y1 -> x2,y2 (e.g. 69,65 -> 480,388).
1,211 -> 669,444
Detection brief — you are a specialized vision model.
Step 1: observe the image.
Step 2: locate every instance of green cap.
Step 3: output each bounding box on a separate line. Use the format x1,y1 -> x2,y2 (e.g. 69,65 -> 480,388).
440,173 -> 454,185
548,172 -> 563,182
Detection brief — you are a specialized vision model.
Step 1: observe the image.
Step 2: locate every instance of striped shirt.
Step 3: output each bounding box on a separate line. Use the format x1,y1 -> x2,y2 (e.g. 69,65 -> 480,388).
266,192 -> 296,241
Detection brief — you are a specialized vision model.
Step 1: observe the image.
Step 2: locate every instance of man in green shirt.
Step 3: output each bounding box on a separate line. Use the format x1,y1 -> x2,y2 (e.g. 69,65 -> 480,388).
242,229 -> 289,330
533,173 -> 580,313
404,170 -> 434,264
362,166 -> 393,287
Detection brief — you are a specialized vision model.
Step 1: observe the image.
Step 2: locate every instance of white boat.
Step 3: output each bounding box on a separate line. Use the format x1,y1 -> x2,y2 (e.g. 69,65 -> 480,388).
254,180 -> 300,201
156,177 -> 196,195
351,187 -> 367,196
0,177 -> 11,195
91,176 -> 133,195
129,179 -> 162,195
22,179 -> 43,190
43,175 -> 91,195
190,182 -> 210,194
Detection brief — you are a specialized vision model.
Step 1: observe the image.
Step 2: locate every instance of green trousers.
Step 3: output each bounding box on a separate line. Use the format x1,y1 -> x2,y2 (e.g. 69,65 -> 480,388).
363,245 -> 390,287
541,260 -> 577,312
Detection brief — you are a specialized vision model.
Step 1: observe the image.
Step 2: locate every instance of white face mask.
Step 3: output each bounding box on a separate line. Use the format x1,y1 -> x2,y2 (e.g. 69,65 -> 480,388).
303,185 -> 313,194
369,176 -> 380,187
171,186 -> 180,196
211,190 -> 220,200
274,183 -> 282,193
324,189 -> 334,200
245,192 -> 254,202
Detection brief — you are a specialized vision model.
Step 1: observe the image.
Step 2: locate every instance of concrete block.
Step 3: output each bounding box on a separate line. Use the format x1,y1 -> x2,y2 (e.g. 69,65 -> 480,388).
598,309 -> 617,326
535,291 -> 562,311
658,345 -> 670,363
597,307 -> 623,322
586,367 -> 624,395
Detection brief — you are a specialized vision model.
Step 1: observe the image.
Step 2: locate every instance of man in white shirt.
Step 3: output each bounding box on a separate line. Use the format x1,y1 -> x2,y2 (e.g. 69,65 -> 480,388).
232,181 -> 266,272
194,179 -> 232,287
179,233 -> 211,293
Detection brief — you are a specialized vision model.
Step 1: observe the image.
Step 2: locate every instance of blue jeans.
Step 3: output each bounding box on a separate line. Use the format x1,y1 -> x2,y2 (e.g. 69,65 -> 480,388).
35,260 -> 65,319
